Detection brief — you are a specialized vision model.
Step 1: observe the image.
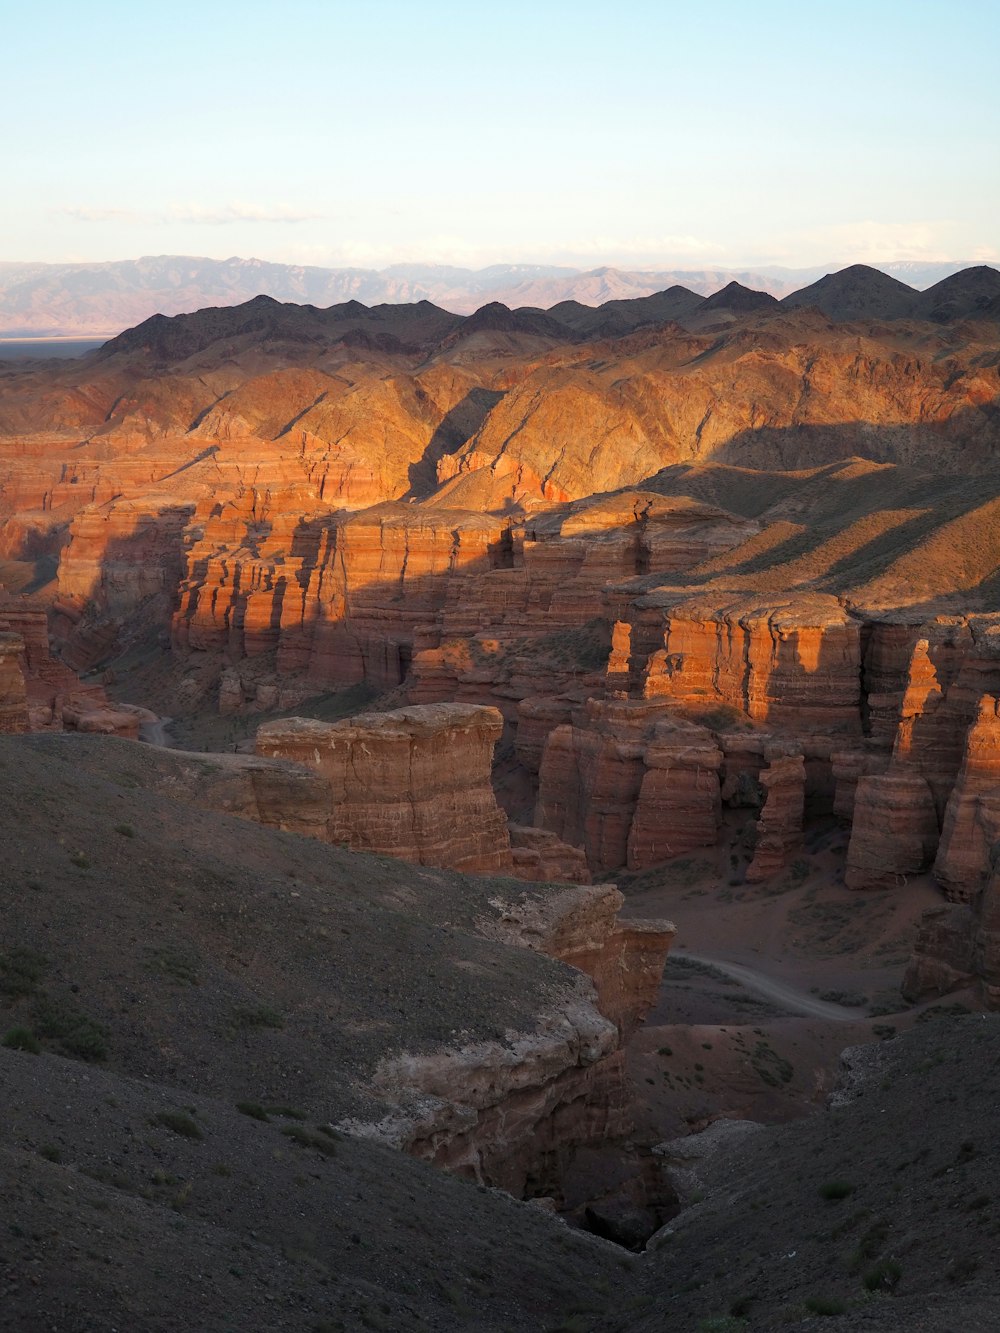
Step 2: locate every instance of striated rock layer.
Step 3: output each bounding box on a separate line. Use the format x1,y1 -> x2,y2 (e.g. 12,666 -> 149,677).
933,695 -> 1000,902
845,774 -> 939,890
255,703 -> 514,874
0,631 -> 28,732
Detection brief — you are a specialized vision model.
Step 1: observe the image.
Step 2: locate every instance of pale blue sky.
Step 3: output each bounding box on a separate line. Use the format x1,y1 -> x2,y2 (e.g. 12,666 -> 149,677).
3,0 -> 998,268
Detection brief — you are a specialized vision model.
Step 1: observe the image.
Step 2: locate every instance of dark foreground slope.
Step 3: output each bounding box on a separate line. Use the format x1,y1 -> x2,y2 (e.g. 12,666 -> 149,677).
607,1016 -> 1000,1332
0,732 -> 632,1330
5,734 -> 1000,1331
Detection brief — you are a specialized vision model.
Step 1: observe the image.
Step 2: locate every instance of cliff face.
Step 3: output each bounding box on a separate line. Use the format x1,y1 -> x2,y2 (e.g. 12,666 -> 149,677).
255,703 -> 514,874
933,695 -> 1000,901
0,600 -> 144,737
617,592 -> 863,733
0,631 -> 28,732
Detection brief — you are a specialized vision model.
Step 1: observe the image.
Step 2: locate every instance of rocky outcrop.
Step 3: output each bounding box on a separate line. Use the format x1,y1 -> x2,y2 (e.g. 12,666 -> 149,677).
626,720 -> 723,870
844,774 -> 939,890
901,904 -> 977,1002
831,746 -> 889,822
255,703 -> 514,873
357,990 -> 628,1194
535,700 -> 723,876
745,751 -> 805,882
0,600 -> 146,737
620,592 -> 863,733
508,825 -> 592,884
933,695 -> 1000,901
55,498 -> 195,669
480,881 -> 675,1038
0,632 -> 28,732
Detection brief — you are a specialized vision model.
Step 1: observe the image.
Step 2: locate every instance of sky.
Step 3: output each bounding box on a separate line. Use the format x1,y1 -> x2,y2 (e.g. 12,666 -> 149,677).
2,0 -> 998,271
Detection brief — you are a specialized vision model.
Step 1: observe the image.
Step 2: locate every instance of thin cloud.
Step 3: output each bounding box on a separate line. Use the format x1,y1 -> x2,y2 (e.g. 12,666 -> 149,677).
59,207 -> 150,223
167,202 -> 323,225
57,202 -> 323,226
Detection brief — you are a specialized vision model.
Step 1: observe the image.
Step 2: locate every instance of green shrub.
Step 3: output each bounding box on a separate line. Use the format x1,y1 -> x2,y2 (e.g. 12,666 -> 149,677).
236,1101 -> 270,1121
2,1026 -> 40,1053
863,1259 -> 901,1291
281,1125 -> 338,1158
33,996 -> 108,1061
229,1004 -> 284,1032
0,947 -> 47,997
153,1111 -> 203,1140
804,1296 -> 847,1316
145,945 -> 200,986
819,1180 -> 855,1201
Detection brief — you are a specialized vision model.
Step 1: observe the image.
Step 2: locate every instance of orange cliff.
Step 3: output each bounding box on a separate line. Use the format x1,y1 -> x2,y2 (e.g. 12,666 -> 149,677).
254,703 -> 514,874
0,599 -> 148,738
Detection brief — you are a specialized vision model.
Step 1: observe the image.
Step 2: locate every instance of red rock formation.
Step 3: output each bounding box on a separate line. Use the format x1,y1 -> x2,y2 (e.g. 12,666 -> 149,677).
620,592 -> 862,733
844,774 -> 939,890
933,694 -> 1000,901
535,700 -> 656,875
481,880 -> 675,1038
830,746 -> 889,822
901,904 -> 977,1002
627,720 -> 723,869
0,599 -> 144,737
0,632 -> 28,732
902,796 -> 1000,1008
745,750 -> 806,882
508,825 -> 592,885
255,703 -> 514,874
535,700 -> 722,876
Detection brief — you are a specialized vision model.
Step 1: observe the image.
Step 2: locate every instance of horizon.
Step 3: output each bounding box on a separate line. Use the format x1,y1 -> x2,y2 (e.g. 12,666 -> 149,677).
2,253 -> 999,279
6,0 -> 998,271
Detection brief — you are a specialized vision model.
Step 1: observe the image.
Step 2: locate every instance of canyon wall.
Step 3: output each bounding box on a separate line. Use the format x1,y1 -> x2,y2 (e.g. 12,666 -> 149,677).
255,703 -> 514,874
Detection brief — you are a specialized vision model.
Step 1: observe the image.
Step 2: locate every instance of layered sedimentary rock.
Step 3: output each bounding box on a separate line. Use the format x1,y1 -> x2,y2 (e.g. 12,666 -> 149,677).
255,703 -> 514,873
901,905 -> 978,1001
844,774 -> 940,890
508,825 -> 592,885
55,497 -> 195,669
480,881 -> 676,1038
0,599 -> 143,737
0,632 -> 28,732
626,720 -> 723,869
831,746 -> 889,822
619,592 -> 863,734
365,990 -> 629,1192
535,700 -> 722,875
933,695 -> 1000,901
745,751 -> 805,882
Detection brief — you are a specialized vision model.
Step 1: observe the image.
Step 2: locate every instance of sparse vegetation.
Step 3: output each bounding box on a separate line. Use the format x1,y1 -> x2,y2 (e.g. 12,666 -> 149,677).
152,1110 -> 203,1140
803,1296 -> 848,1316
229,1003 -> 284,1032
2,1026 -> 40,1053
281,1124 -> 338,1158
863,1258 -> 901,1291
32,996 -> 108,1061
236,1101 -> 270,1121
818,1180 -> 855,1201
145,945 -> 200,986
0,946 -> 47,997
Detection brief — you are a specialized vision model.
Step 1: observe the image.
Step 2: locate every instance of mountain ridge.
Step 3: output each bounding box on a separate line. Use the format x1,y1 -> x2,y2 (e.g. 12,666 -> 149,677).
1,253 -> 995,337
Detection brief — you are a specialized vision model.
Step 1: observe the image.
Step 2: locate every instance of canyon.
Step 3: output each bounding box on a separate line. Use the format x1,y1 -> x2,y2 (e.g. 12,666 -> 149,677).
3,265 -> 1000,1329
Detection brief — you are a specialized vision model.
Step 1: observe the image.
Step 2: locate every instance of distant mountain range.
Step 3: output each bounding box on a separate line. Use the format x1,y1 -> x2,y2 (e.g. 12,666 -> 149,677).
0,254 -> 994,337
88,264 -> 1000,370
